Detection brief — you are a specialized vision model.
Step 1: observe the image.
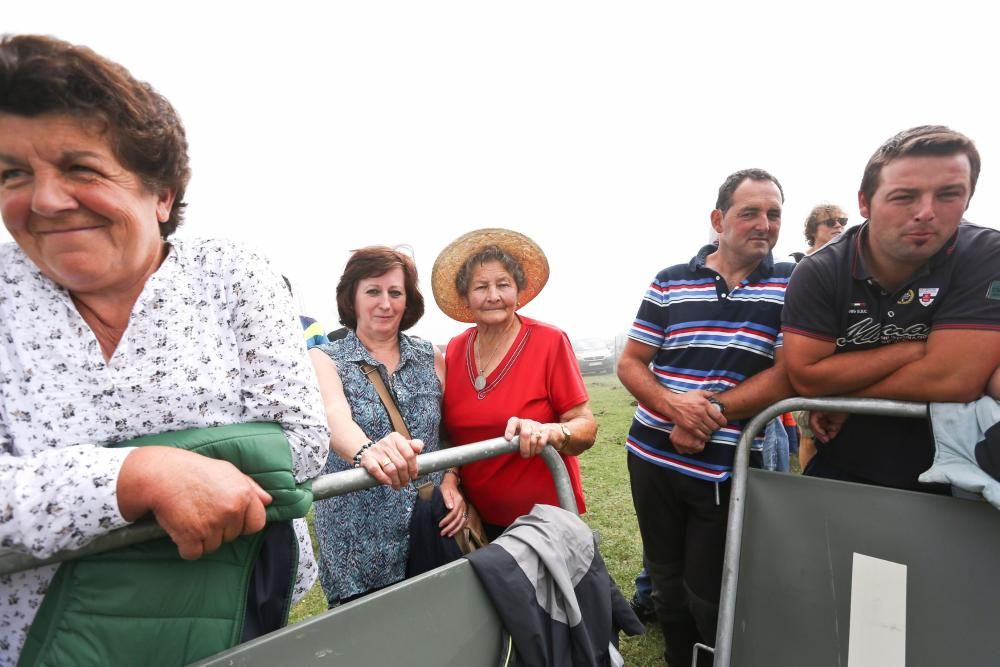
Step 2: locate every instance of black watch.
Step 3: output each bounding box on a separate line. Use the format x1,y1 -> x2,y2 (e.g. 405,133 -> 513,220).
707,396 -> 727,415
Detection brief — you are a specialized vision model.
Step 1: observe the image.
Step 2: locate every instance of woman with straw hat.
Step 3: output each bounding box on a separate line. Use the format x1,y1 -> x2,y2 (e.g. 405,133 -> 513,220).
433,229 -> 597,539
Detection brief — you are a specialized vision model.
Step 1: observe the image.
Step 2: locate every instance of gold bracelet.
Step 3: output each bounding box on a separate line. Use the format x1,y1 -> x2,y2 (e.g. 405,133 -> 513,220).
558,423 -> 572,451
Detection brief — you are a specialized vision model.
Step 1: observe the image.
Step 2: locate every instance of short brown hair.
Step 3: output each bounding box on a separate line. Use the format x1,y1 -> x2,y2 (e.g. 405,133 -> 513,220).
336,246 -> 425,331
454,244 -> 527,297
860,125 -> 980,205
715,168 -> 784,213
0,34 -> 191,237
803,203 -> 846,246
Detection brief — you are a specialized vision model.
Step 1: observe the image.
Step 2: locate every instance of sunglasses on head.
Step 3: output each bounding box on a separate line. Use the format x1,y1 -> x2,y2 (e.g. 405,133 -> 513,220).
821,217 -> 848,227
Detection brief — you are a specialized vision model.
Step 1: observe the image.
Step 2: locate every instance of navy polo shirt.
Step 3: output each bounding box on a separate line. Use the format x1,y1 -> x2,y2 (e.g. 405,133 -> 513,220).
783,221 -> 1000,489
625,245 -> 794,482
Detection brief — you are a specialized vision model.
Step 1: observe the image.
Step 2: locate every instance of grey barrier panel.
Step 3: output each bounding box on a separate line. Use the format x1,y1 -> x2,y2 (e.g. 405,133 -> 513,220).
190,558 -> 502,667
0,436 -> 576,577
731,470 -> 1000,666
714,397 -> 928,667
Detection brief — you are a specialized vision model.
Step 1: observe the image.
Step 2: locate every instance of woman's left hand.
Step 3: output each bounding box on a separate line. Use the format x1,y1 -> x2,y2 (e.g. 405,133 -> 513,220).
505,416 -> 552,458
438,474 -> 467,537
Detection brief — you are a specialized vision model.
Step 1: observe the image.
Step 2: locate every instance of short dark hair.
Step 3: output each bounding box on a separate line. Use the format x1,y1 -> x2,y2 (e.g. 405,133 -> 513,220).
804,203 -> 846,246
0,34 -> 191,237
336,246 -> 425,331
860,125 -> 980,205
454,244 -> 527,296
715,168 -> 784,213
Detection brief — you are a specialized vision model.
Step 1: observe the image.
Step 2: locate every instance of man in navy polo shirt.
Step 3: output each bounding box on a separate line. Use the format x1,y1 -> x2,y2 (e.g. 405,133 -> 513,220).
783,125 -> 1000,491
618,168 -> 795,666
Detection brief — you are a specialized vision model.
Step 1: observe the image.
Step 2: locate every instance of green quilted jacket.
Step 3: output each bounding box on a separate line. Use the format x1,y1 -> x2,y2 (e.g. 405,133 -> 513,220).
18,422 -> 313,667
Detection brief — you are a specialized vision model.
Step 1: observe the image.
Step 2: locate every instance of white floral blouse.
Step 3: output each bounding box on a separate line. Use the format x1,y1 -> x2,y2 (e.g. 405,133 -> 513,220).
0,238 -> 330,664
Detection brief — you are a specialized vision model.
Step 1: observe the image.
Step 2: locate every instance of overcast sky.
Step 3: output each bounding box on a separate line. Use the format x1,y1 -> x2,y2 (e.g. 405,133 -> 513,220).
6,1 -> 1000,344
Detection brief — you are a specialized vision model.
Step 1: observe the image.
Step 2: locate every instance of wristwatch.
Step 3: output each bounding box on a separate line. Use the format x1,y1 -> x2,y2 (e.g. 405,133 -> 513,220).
707,396 -> 727,415
558,423 -> 572,450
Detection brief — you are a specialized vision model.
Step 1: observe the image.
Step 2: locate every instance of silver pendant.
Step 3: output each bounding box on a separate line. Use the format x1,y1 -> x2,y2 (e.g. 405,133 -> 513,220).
473,373 -> 487,391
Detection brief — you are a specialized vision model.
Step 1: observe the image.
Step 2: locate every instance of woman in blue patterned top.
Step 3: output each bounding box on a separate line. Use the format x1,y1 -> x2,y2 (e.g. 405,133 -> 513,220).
310,246 -> 466,605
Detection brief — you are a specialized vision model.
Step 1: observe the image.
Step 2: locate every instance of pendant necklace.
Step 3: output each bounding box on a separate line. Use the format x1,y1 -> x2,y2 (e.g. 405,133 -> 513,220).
474,323 -> 513,391
473,339 -> 497,391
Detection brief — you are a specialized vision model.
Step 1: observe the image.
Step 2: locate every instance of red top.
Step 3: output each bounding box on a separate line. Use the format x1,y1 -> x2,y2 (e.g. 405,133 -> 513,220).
442,316 -> 589,526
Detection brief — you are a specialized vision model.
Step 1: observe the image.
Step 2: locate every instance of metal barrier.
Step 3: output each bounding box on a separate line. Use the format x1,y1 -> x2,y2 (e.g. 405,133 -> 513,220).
712,397 -> 927,667
0,436 -> 576,577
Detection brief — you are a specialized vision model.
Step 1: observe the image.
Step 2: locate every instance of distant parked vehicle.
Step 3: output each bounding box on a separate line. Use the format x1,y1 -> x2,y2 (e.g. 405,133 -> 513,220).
573,338 -> 615,375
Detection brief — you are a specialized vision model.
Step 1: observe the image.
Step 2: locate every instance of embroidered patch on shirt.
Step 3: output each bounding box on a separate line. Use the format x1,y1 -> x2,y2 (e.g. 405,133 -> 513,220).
897,289 -> 914,305
988,280 -> 1000,301
918,287 -> 939,307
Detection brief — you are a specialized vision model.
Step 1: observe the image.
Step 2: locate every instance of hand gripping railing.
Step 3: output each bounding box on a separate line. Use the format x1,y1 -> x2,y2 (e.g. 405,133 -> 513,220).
710,397 -> 928,667
0,436 -> 576,577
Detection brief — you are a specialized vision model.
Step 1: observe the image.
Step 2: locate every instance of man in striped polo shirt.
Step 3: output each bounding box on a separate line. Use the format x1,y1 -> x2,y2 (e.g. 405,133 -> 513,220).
618,168 -> 795,666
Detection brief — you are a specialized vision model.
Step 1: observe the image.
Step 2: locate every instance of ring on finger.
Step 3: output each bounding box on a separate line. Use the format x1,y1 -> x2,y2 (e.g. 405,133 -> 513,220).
380,457 -> 392,468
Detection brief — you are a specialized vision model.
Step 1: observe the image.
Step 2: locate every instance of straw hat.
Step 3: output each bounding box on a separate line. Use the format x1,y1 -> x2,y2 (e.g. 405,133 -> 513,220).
431,228 -> 550,323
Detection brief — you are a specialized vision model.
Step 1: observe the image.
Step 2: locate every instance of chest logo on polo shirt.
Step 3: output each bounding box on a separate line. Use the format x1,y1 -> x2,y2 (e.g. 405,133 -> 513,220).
897,289 -> 914,305
918,287 -> 939,307
837,317 -> 930,347
848,301 -> 868,314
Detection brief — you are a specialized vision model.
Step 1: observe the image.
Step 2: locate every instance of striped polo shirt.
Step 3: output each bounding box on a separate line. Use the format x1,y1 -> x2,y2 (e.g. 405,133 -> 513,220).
625,244 -> 794,481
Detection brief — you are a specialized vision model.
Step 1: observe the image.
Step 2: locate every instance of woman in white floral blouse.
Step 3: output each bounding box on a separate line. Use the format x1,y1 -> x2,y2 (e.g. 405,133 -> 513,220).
0,35 -> 330,663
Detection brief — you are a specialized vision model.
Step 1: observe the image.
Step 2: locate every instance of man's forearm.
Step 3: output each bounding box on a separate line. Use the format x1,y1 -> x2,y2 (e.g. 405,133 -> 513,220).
788,341 -> 924,396
715,364 -> 794,420
852,356 -> 988,402
617,354 -> 676,419
843,330 -> 999,403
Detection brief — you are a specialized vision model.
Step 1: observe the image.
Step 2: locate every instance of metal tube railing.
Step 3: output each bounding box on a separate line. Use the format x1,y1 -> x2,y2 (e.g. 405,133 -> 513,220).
312,436 -> 578,510
0,436 -> 575,577
712,397 -> 927,667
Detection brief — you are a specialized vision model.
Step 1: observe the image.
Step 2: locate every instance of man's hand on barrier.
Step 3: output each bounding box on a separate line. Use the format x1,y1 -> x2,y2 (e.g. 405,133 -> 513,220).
669,424 -> 708,454
118,447 -> 272,560
810,411 -> 849,443
669,390 -> 728,439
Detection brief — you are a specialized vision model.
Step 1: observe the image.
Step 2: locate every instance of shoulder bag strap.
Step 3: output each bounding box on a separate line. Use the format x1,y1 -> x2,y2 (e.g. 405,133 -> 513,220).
359,362 -> 412,439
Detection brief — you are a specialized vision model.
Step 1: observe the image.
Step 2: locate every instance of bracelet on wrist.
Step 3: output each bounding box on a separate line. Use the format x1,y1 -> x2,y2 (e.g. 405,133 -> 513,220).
352,441 -> 375,468
557,423 -> 572,452
443,467 -> 461,484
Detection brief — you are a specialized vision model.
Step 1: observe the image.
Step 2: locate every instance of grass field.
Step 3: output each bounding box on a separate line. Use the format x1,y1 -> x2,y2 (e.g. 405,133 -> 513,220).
574,372 -> 666,665
290,371 -> 666,665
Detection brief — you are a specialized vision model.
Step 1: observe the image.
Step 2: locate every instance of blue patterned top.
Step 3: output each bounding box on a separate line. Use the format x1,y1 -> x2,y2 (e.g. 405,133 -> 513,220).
313,330 -> 443,603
